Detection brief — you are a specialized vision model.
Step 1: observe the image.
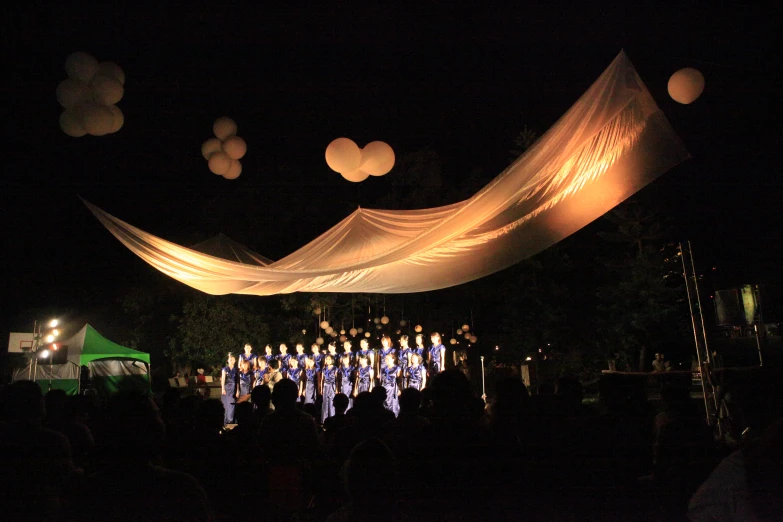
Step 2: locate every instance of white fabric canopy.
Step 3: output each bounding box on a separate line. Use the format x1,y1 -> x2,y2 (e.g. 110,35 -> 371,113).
86,51 -> 689,295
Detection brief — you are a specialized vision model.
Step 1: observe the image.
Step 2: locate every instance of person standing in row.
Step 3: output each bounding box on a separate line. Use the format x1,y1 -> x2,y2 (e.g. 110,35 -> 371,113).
378,335 -> 396,376
310,343 -> 323,370
354,354 -> 374,396
398,335 -> 412,375
221,352 -> 238,425
406,352 -> 426,391
278,344 -> 291,377
414,334 -> 427,361
239,343 -> 257,370
326,341 -> 339,363
358,338 -> 375,371
320,355 -> 338,421
287,357 -> 303,394
338,354 -> 355,410
266,359 -> 283,394
341,340 -> 355,367
381,353 -> 401,417
295,343 -> 308,368
428,332 -> 446,377
264,345 -> 275,365
303,357 -> 319,405
253,358 -> 269,389
238,359 -> 254,400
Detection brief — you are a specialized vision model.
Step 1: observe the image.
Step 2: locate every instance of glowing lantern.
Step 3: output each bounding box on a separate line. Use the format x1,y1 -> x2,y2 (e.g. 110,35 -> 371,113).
91,74 -> 124,106
325,137 -> 361,173
456,329 -> 463,335
349,328 -> 358,336
399,319 -> 407,326
373,318 -> 381,325
56,79 -> 90,108
208,151 -> 232,175
470,335 -> 478,343
320,321 -> 329,329
325,326 -> 334,334
414,325 -> 422,333
223,160 -> 242,180
381,316 -> 390,324
222,135 -> 247,160
59,109 -> 86,137
464,333 -> 471,339
450,338 -> 457,345
340,168 -> 370,183
668,68 -> 705,104
357,328 -> 364,333
108,105 -> 124,133
97,61 -> 125,85
314,307 -> 322,315
65,52 -> 98,83
462,324 -> 470,332
359,141 -> 395,176
316,337 -> 324,345
82,103 -> 114,136
213,117 -> 237,140
364,332 -> 371,338
201,138 -> 223,160
376,324 -> 382,330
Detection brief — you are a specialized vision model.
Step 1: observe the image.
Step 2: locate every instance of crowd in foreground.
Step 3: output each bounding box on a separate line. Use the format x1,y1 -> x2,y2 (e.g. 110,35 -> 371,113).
1,367 -> 782,521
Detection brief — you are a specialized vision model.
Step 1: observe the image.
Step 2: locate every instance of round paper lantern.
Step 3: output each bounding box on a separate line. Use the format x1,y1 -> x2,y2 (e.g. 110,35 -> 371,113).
208,151 -> 232,175
349,328 -> 358,336
381,316 -> 390,325
462,324 -> 470,332
396,330 -> 401,334
456,329 -> 463,335
373,318 -> 381,325
314,307 -> 322,315
331,331 -> 338,337
464,333 -> 471,339
97,61 -> 125,85
359,141 -> 395,176
65,52 -> 98,83
325,137 -> 362,173
340,329 -> 345,335
108,105 -> 124,133
223,160 -> 242,180
223,136 -> 247,160
320,320 -> 329,329
340,335 -> 347,342
213,117 -> 237,140
376,324 -> 382,330
91,74 -> 124,106
316,337 -> 324,345
450,338 -> 457,345
668,68 -> 705,104
399,319 -> 407,327
201,138 -> 223,160
325,326 -> 334,334
470,335 -> 478,343
357,328 -> 364,333
302,329 -> 307,334
414,325 -> 422,333
56,79 -> 91,108
82,103 -> 115,136
59,109 -> 86,137
340,168 -> 370,183
364,332 -> 371,338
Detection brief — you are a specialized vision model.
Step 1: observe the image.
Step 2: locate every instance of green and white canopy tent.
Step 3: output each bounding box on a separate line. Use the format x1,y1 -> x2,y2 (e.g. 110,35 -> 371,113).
13,324 -> 151,396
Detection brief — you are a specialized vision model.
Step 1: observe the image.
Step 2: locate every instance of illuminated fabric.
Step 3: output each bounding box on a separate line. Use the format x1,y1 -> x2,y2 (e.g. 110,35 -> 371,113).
85,51 -> 689,295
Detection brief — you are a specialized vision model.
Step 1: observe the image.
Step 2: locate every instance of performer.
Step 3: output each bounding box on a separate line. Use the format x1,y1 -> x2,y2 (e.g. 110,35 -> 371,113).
266,359 -> 283,393
428,332 -> 446,376
406,352 -> 426,391
341,340 -> 355,367
310,343 -> 323,370
303,356 -> 319,405
354,354 -> 374,396
238,359 -> 254,399
320,355 -> 338,422
238,343 -> 258,369
326,341 -> 339,363
295,343 -> 308,368
378,335 -> 396,375
220,352 -> 238,425
264,344 -> 275,365
277,343 -> 292,378
358,338 -> 375,371
337,354 -> 355,410
414,334 -> 427,360
287,358 -> 304,398
253,357 -> 269,388
381,353 -> 401,417
398,335 -> 412,375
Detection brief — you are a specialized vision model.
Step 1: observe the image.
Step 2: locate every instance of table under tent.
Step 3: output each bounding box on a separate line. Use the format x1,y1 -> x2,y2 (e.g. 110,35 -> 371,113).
13,324 -> 150,397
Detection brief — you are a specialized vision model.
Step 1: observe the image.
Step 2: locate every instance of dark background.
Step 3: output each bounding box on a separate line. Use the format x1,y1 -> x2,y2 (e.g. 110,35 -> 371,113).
2,4 -> 780,350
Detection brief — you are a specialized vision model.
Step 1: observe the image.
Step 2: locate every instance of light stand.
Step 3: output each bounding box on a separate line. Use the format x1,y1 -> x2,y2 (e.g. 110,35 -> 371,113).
480,355 -> 486,402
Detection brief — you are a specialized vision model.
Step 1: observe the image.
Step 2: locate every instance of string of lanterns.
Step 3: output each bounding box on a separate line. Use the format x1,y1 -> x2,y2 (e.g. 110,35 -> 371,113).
57,52 -> 125,137
325,138 -> 395,182
201,117 -> 247,179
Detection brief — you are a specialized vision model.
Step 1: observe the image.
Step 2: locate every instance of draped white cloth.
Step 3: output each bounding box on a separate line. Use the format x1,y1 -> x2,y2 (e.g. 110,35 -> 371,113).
85,51 -> 689,295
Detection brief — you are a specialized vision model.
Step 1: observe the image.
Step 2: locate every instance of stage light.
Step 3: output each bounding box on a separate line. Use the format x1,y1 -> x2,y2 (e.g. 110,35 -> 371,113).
52,344 -> 59,350
40,350 -> 50,358
526,357 -> 532,361
46,335 -> 55,343
52,329 -> 60,337
49,319 -> 59,327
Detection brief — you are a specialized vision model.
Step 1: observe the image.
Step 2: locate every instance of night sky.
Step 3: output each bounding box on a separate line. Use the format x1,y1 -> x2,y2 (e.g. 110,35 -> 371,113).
3,4 -> 780,336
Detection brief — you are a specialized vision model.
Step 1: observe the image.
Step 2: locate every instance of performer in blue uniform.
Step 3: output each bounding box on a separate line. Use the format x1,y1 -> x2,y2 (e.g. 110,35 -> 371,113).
221,352 -> 238,425
320,355 -> 338,422
264,344 -> 275,365
398,335 -> 412,375
354,354 -> 374,396
406,352 -> 427,391
277,344 -> 292,377
238,343 -> 258,370
381,354 -> 401,417
287,357 -> 303,385
238,359 -> 254,398
337,355 -> 355,410
414,334 -> 427,361
326,341 -> 339,364
253,357 -> 269,389
378,335 -> 396,375
428,332 -> 446,377
358,338 -> 375,371
303,357 -> 319,405
310,343 -> 323,370
295,343 -> 308,368
341,340 -> 355,367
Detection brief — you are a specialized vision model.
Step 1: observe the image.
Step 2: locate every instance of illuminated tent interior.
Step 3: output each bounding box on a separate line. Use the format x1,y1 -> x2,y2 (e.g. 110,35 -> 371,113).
85,51 -> 690,296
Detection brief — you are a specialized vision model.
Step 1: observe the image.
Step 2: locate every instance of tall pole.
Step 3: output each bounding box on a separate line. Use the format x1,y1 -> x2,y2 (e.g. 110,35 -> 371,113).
480,355 -> 486,402
680,243 -> 711,425
754,324 -> 764,366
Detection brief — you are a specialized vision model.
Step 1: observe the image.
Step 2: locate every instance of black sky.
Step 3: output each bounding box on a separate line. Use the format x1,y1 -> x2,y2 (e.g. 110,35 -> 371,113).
2,4 -> 780,331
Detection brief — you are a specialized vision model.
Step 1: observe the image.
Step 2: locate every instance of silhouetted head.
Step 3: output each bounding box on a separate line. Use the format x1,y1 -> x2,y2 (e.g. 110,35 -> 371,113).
333,393 -> 349,414
251,385 -> 271,410
342,438 -> 396,506
272,379 -> 298,410
399,387 -> 422,414
429,370 -> 472,416
1,380 -> 45,421
102,391 -> 164,457
370,386 -> 387,405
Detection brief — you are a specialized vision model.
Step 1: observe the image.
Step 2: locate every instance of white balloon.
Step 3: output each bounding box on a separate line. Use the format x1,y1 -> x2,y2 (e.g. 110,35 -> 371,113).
668,68 -> 705,104
81,103 -> 115,136
359,141 -> 395,176
208,151 -> 232,175
213,117 -> 237,140
201,138 -> 222,160
325,137 -> 361,173
222,135 -> 247,160
56,79 -> 91,108
91,74 -> 124,105
108,105 -> 124,133
340,169 -> 370,183
97,61 -> 125,85
223,159 -> 242,180
65,52 -> 98,83
59,109 -> 86,137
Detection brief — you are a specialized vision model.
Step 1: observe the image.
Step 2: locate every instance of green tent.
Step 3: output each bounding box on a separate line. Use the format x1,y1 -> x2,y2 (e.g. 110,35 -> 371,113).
13,324 -> 151,396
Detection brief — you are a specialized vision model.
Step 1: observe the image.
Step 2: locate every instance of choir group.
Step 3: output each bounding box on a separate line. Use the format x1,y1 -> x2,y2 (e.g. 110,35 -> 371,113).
220,333 -> 447,425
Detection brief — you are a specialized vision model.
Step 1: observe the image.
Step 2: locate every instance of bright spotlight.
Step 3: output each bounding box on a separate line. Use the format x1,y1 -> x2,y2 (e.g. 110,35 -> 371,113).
525,356 -> 532,361
46,335 -> 55,343
49,319 -> 59,328
40,350 -> 50,358
52,329 -> 60,337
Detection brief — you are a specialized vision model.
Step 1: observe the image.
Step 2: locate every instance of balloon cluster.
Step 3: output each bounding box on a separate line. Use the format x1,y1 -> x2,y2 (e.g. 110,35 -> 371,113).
201,117 -> 247,180
668,68 -> 705,105
57,52 -> 125,137
325,138 -> 395,182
